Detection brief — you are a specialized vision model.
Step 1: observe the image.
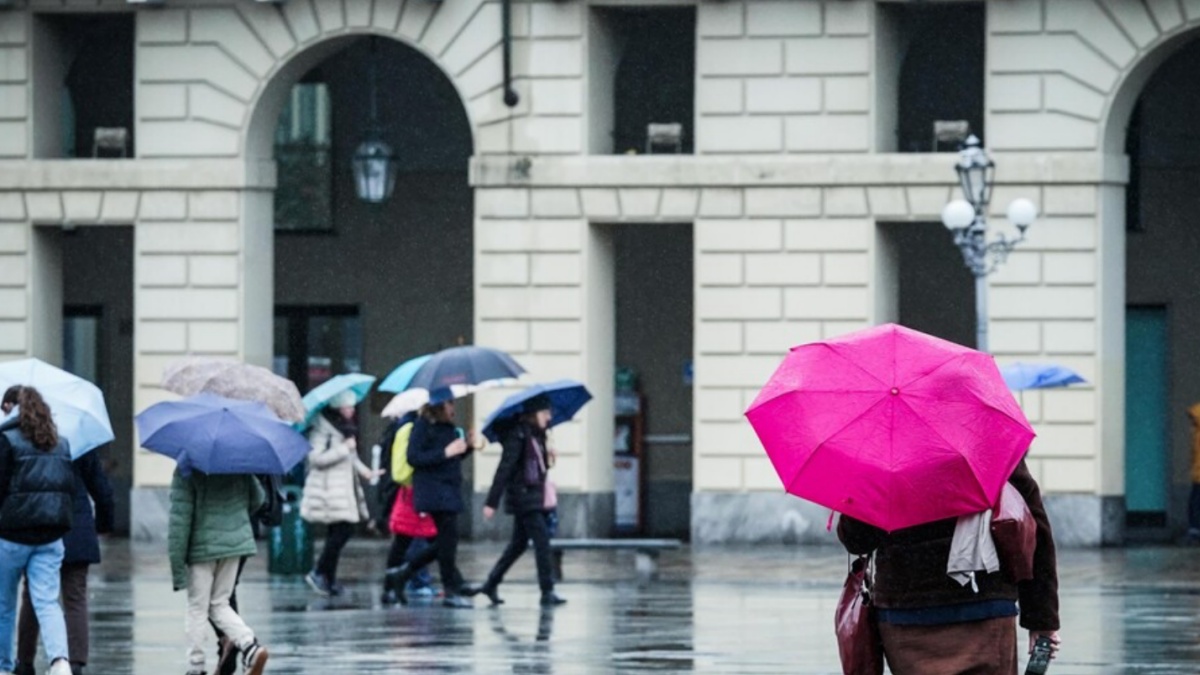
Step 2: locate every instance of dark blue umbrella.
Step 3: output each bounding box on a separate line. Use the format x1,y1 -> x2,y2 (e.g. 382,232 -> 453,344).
405,345 -> 525,393
1000,363 -> 1086,391
136,393 -> 310,475
482,380 -> 593,443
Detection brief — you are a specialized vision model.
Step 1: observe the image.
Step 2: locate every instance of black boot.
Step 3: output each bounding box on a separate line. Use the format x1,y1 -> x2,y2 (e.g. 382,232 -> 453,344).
71,665 -> 86,675
540,591 -> 567,607
382,564 -> 411,605
462,577 -> 505,606
14,663 -> 34,675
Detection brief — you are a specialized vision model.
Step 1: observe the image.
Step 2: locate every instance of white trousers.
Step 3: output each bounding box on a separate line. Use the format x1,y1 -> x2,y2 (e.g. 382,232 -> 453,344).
186,558 -> 254,670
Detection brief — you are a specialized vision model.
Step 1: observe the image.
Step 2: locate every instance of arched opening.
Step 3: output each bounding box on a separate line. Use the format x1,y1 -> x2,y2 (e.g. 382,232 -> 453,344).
245,34 -> 474,485
1121,36 -> 1200,540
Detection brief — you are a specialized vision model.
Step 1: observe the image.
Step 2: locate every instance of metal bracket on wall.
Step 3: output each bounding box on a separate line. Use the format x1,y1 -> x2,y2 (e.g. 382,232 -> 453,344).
502,0 -> 520,107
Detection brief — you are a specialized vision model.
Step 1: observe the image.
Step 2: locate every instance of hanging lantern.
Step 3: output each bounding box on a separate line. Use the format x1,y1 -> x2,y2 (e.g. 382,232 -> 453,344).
352,136 -> 397,203
352,37 -> 397,204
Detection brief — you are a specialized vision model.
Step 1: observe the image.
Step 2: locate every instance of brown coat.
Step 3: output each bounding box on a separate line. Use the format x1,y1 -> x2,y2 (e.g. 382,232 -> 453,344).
838,459 -> 1060,632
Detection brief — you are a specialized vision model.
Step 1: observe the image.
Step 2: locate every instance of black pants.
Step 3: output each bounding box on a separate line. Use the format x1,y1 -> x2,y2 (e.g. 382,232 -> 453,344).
487,510 -> 555,593
315,521 -> 355,584
393,512 -> 464,594
1190,483 -> 1200,532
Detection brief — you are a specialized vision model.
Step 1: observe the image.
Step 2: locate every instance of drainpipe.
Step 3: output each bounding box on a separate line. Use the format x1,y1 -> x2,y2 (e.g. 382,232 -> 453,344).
502,0 -> 520,107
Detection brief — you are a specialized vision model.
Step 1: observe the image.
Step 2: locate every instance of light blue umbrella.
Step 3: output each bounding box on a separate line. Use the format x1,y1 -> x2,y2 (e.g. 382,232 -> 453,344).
1000,363 -> 1086,391
378,354 -> 433,393
300,373 -> 376,429
137,393 -> 309,475
0,358 -> 113,458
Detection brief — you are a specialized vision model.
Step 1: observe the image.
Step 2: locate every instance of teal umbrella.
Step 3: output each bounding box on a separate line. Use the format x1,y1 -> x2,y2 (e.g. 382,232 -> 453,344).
378,354 -> 433,394
300,373 -> 376,429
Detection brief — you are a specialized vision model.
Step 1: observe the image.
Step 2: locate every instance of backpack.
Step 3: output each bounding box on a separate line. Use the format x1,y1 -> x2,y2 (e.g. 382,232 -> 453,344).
390,421 -> 415,486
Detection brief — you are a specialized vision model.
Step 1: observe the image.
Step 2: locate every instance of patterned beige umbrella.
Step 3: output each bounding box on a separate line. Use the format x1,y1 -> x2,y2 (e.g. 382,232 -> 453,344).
161,357 -> 305,423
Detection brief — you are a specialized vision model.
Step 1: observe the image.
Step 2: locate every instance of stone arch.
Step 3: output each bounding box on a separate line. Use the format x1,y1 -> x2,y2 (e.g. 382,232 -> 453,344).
136,0 -> 504,159
1099,18 -> 1200,156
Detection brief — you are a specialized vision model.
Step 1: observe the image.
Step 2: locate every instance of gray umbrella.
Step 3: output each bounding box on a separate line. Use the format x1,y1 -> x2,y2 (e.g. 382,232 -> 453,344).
161,357 -> 305,423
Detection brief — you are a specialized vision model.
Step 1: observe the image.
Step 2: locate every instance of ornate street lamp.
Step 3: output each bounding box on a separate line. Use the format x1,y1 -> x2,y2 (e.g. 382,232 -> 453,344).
940,135 -> 1038,352
352,37 -> 397,204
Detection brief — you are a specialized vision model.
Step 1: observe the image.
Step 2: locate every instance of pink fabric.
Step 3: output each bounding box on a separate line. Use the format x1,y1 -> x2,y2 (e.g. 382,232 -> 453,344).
543,478 -> 558,510
746,324 -> 1035,533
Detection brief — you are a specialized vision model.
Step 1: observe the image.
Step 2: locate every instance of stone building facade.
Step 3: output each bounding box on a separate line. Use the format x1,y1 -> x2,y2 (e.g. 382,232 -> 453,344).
1,0 -> 1195,545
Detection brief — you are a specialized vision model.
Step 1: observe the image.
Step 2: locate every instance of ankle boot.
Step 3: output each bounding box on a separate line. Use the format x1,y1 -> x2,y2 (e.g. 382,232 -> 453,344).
383,564 -> 411,605
540,591 -> 567,607
463,576 -> 505,605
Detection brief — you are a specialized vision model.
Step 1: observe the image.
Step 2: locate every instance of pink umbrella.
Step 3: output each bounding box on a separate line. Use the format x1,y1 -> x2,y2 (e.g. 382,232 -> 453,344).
745,324 -> 1035,532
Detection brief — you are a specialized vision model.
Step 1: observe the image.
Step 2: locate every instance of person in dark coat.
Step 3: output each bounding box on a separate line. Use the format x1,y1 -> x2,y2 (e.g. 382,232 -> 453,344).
837,458 -> 1061,675
385,396 -> 476,608
0,386 -> 76,675
465,395 -> 565,607
14,447 -> 113,675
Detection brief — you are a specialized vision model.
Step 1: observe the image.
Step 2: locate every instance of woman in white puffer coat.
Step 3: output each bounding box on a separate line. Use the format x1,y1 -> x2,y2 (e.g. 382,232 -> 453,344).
301,391 -> 378,596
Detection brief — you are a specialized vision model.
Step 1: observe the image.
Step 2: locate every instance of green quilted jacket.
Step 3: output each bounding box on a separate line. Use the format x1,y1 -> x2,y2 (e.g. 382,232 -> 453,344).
168,469 -> 265,591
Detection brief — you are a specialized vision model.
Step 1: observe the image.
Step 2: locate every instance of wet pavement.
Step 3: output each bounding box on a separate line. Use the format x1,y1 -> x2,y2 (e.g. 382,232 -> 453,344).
63,539 -> 1200,673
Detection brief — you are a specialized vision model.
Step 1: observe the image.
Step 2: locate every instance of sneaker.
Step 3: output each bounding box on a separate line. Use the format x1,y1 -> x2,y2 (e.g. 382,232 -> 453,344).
305,570 -> 332,596
13,663 -> 34,675
241,641 -> 269,675
540,591 -> 567,607
407,584 -> 435,598
216,635 -> 239,675
442,594 -> 473,609
48,661 -> 73,675
328,581 -> 346,597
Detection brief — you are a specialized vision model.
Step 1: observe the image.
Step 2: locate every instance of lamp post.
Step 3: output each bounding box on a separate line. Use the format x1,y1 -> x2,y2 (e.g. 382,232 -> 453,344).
940,135 -> 1038,352
352,37 -> 398,204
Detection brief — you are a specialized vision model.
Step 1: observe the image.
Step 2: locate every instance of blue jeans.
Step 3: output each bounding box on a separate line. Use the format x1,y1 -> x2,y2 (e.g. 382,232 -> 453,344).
0,538 -> 67,670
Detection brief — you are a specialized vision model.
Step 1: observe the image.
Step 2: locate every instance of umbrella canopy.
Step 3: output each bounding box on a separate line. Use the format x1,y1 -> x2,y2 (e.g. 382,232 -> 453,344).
161,357 -> 305,423
136,393 -> 309,475
404,346 -> 525,392
378,354 -> 434,394
1000,363 -> 1086,391
381,384 -> 476,419
745,323 -> 1035,533
482,380 -> 593,443
0,358 -> 113,458
300,373 -> 376,428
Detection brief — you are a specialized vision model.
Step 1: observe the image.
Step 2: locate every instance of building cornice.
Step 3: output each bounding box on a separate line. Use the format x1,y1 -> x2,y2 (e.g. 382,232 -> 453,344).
0,160 -> 277,191
470,153 -> 1129,189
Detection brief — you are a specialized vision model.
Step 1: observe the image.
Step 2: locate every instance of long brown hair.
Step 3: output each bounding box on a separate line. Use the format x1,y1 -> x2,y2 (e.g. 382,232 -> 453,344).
2,386 -> 59,451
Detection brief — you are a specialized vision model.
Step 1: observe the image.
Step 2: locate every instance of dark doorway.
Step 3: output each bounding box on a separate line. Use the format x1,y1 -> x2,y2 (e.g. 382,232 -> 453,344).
62,227 -> 134,534
880,222 -> 975,347
612,224 -> 694,539
273,306 -> 363,395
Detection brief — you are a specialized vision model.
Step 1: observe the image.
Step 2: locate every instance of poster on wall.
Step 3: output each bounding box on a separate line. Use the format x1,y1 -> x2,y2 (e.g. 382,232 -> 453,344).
614,455 -> 640,532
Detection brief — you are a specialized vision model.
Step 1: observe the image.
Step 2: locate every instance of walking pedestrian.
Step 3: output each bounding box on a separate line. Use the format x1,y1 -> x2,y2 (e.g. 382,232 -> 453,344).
14,440 -> 114,675
168,466 -> 269,675
837,459 -> 1061,675
301,391 -> 378,596
0,387 -> 75,675
384,396 -> 475,608
465,396 -> 565,607
1186,403 -> 1200,542
377,412 -> 436,605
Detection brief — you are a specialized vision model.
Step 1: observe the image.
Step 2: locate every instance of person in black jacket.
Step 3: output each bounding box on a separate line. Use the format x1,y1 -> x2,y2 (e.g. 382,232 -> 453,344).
386,396 -> 476,608
0,386 -> 76,675
14,446 -> 114,675
465,396 -> 565,607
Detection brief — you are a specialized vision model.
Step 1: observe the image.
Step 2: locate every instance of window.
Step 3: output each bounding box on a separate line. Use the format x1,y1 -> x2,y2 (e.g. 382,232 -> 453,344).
33,14 -> 135,159
274,82 -> 334,232
273,306 -> 362,394
589,7 -> 696,155
878,3 -> 984,153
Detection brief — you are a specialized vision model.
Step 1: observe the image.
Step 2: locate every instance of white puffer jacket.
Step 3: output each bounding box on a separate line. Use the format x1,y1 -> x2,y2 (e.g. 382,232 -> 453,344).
300,415 -> 369,524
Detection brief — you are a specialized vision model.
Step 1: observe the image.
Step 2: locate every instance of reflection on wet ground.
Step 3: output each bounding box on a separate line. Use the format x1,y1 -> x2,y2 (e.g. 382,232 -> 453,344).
72,540 -> 1200,673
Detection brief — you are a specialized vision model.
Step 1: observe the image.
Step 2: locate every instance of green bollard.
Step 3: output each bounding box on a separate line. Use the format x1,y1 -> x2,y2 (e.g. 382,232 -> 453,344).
269,485 -> 312,575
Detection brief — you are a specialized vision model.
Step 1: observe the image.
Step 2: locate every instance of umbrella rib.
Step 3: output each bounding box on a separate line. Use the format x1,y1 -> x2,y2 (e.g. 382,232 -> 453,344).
783,393 -> 891,493
815,343 -> 890,388
895,396 -> 1009,505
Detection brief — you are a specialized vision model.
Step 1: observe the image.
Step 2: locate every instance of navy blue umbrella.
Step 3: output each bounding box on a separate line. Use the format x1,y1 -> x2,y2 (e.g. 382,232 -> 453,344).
482,380 -> 593,443
404,345 -> 525,393
136,393 -> 310,475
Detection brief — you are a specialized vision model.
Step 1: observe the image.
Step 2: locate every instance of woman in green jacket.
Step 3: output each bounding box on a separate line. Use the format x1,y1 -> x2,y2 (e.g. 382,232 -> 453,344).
168,469 -> 269,675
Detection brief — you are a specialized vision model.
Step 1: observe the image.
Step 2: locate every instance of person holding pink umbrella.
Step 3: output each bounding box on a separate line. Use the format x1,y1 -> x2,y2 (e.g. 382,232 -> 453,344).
747,324 -> 1061,674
